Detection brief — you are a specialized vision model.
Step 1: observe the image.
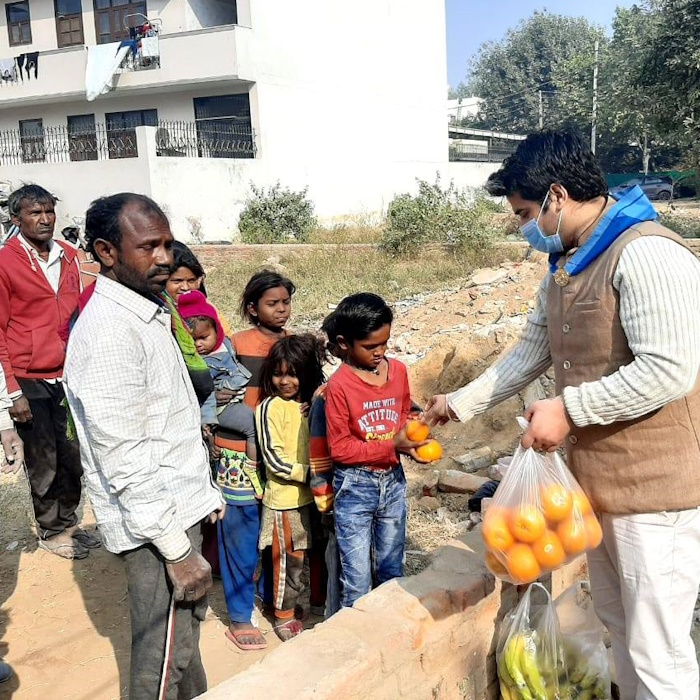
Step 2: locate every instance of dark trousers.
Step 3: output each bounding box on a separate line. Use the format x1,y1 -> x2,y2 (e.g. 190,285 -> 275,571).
121,525 -> 207,700
15,379 -> 82,538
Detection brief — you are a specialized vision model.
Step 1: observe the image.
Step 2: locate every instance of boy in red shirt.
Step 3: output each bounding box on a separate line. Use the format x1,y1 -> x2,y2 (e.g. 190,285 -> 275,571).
324,293 -> 427,608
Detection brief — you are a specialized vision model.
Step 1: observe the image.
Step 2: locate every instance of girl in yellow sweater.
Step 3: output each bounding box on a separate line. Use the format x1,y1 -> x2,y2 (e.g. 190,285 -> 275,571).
256,334 -> 328,640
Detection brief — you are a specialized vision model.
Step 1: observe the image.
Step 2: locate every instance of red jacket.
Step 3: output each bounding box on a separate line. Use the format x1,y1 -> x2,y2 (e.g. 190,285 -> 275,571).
0,236 -> 81,393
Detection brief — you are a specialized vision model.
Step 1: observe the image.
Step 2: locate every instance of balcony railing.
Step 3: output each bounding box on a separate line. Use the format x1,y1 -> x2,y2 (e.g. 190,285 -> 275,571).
0,120 -> 256,165
449,142 -> 518,163
156,121 -> 256,159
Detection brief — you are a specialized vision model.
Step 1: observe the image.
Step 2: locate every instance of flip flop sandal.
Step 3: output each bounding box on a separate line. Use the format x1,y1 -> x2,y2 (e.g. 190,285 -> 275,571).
225,627 -> 268,651
38,538 -> 89,560
70,529 -> 102,549
274,618 -> 303,642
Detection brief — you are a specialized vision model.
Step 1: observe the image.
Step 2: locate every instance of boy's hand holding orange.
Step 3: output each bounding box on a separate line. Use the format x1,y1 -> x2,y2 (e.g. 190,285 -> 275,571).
394,419 -> 442,463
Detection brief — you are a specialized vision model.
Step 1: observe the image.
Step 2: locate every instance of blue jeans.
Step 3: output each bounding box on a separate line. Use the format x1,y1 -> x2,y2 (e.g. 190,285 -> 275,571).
333,466 -> 407,608
218,503 -> 260,624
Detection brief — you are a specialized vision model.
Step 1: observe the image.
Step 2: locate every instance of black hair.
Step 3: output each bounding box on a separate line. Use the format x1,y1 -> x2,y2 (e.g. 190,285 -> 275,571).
485,130 -> 609,205
321,311 -> 342,358
324,293 -> 393,345
239,269 -> 296,324
84,193 -> 168,257
9,184 -> 57,217
171,240 -> 207,296
184,315 -> 215,333
260,334 -> 328,405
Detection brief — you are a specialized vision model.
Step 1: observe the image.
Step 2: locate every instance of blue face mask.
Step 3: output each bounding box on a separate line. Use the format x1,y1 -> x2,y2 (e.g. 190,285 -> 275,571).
519,191 -> 564,254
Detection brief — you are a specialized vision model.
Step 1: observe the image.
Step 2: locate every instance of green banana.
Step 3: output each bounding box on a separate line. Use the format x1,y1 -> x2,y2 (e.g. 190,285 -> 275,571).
519,634 -> 548,700
577,668 -> 599,690
504,636 -> 535,700
575,688 -> 595,700
568,662 -> 586,686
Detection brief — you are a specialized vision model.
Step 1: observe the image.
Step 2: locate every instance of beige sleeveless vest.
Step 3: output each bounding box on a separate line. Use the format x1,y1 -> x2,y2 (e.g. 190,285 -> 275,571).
547,220 -> 700,514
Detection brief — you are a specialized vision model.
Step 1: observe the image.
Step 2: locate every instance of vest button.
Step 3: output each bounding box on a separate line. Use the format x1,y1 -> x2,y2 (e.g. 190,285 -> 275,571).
563,360 -> 571,370
569,435 -> 578,445
562,324 -> 571,333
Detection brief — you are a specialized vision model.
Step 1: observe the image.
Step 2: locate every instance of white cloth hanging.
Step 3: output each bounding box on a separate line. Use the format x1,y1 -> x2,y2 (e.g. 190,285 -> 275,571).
85,42 -> 130,102
140,36 -> 159,58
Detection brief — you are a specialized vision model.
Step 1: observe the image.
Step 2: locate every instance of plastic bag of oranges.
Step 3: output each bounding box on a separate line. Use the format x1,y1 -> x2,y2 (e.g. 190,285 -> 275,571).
483,420 -> 601,585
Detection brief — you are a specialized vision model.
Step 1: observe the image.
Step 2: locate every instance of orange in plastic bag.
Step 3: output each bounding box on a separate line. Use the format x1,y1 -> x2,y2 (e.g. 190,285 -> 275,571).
483,419 -> 599,585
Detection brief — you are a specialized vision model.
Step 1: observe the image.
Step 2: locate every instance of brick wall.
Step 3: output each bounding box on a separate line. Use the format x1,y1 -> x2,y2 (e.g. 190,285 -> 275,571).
201,532 -> 585,700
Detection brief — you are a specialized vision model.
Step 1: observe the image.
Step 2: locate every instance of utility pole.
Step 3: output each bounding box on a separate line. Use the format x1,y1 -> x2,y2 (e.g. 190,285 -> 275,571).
591,39 -> 599,153
538,90 -> 543,130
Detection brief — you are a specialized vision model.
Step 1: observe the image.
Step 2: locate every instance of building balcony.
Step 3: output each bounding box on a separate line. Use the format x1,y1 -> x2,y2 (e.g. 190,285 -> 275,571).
0,25 -> 249,108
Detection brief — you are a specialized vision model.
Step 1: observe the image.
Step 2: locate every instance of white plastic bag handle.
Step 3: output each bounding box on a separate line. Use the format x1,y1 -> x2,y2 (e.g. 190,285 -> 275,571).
517,416 -> 529,430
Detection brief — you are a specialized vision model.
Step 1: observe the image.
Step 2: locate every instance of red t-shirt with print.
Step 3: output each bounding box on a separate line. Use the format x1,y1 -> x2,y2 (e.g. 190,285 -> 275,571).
325,358 -> 412,469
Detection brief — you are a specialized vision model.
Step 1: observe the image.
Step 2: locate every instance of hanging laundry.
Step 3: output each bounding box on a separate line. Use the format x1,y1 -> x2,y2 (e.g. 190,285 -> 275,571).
85,42 -> 130,102
0,58 -> 17,82
140,36 -> 159,58
24,51 -> 39,79
118,39 -> 139,60
16,53 -> 25,81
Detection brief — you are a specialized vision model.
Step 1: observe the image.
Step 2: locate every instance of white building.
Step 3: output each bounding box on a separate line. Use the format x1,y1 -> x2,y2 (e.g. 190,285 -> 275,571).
447,96 -> 482,124
0,0 -> 495,240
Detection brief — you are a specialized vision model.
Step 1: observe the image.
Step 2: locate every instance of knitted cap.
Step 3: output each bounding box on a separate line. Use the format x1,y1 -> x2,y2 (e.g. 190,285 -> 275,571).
177,290 -> 225,348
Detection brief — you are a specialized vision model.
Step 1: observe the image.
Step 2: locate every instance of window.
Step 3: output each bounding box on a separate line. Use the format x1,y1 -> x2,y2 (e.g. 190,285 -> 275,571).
6,1 -> 32,46
94,0 -> 146,44
193,94 -> 254,158
19,119 -> 44,163
68,114 -> 97,162
55,0 -> 84,48
105,109 -> 157,158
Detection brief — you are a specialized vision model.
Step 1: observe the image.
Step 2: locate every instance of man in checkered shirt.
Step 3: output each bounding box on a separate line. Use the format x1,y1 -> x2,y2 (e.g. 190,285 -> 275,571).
64,193 -> 224,700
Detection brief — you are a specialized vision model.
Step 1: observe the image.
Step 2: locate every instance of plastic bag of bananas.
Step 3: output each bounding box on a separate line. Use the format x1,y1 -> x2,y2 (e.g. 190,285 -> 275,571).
496,582 -> 569,700
554,581 -> 612,700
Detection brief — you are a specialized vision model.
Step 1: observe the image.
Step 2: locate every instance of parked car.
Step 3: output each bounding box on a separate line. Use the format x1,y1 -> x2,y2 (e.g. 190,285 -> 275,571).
610,175 -> 675,200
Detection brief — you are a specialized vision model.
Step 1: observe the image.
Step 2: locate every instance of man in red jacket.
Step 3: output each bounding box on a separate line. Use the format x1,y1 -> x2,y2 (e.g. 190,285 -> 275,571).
0,184 -> 98,559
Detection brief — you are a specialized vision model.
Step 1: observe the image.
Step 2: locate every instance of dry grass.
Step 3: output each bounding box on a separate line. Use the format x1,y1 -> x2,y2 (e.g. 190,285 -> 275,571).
206,245 -> 515,332
306,219 -> 384,245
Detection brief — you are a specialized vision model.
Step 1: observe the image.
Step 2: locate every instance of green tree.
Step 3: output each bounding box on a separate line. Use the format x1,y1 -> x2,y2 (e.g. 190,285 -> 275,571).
467,12 -> 607,133
632,0 -> 700,167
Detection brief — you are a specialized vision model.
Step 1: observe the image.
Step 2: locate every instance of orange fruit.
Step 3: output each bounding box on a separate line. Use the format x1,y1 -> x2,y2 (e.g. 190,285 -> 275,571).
485,549 -> 509,577
571,491 -> 593,516
482,510 -> 515,552
506,544 -> 542,584
540,483 -> 573,523
583,514 -> 603,548
556,515 -> 588,556
406,419 -> 430,442
531,529 -> 566,569
416,440 -> 443,462
508,505 -> 546,543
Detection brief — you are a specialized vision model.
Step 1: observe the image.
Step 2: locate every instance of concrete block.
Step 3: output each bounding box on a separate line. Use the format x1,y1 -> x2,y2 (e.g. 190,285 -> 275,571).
438,469 -> 490,494
422,470 -> 440,497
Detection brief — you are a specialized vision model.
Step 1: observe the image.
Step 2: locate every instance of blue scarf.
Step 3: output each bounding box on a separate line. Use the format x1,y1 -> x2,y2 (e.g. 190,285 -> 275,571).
549,185 -> 658,277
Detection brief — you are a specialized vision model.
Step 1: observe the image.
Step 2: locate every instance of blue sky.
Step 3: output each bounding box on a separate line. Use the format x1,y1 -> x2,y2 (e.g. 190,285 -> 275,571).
446,0 -> 639,87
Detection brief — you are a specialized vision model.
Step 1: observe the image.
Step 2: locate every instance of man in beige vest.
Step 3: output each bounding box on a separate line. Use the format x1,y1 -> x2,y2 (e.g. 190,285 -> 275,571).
426,130 -> 700,700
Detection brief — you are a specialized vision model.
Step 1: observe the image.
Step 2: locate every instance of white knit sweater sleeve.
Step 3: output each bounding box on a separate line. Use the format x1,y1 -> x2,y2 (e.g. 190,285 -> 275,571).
447,275 -> 553,421
563,236 -> 700,427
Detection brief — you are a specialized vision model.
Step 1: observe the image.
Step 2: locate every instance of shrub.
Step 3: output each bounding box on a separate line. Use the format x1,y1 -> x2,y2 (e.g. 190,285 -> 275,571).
380,177 -> 502,256
239,183 -> 316,244
659,212 -> 700,238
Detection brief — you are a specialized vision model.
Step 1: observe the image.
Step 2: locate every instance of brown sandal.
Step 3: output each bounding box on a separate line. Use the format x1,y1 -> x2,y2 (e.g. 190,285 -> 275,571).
225,626 -> 267,651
